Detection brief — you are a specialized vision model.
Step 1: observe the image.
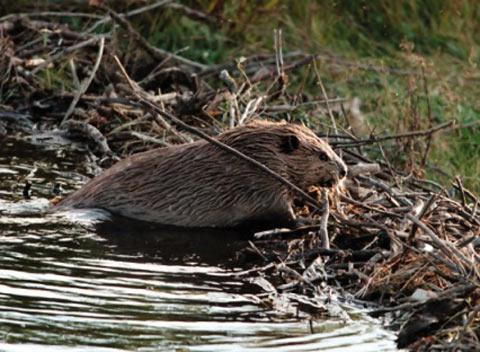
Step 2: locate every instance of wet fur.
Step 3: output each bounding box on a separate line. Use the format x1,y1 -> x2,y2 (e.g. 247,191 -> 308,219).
56,120 -> 347,228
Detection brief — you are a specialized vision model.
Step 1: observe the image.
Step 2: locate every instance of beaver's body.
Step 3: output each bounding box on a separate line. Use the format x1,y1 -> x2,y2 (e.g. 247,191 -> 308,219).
56,120 -> 347,228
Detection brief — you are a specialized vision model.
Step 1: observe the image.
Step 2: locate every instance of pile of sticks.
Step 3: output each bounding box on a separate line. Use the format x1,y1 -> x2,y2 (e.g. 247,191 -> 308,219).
245,147 -> 479,350
1,3 -> 479,350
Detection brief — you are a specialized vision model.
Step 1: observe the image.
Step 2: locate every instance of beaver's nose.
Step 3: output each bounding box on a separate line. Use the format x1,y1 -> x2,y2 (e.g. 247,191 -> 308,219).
339,165 -> 347,178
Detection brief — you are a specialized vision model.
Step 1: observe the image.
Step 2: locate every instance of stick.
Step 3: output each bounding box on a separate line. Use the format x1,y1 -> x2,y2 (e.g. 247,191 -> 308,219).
314,61 -> 338,135
408,194 -> 436,242
129,131 -> 170,147
165,2 -> 217,25
318,189 -> 330,249
31,36 -> 100,74
333,120 -> 455,148
274,28 -> 286,95
61,36 -> 105,125
100,4 -> 207,72
340,194 -> 403,218
406,214 -> 473,271
87,0 -> 173,33
347,162 -> 381,177
0,12 -> 103,22
420,66 -> 434,167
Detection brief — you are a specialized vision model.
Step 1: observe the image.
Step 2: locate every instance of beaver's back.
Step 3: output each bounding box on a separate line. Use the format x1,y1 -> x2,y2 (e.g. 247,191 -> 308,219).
56,139 -> 291,228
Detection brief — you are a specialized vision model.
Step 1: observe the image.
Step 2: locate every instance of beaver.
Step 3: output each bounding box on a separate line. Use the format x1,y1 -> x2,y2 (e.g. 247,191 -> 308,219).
56,120 -> 347,229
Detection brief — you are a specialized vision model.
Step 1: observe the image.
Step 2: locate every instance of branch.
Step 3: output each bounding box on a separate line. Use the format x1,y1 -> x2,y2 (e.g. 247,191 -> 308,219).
86,0 -> 173,33
31,36 -> 100,74
61,36 -> 105,124
98,4 -> 207,72
333,120 -> 455,148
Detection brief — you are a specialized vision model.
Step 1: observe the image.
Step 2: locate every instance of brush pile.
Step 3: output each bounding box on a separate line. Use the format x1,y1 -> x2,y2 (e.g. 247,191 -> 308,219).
244,153 -> 480,350
1,3 -> 479,350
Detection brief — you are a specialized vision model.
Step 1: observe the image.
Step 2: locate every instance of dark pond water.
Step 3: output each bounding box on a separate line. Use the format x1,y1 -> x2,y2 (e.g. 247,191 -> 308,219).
0,137 -> 398,351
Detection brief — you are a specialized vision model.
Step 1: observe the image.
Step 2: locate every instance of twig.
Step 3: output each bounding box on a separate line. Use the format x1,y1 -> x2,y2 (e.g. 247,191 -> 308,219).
274,28 -> 286,95
406,214 -> 473,272
453,180 -> 479,206
254,227 -> 303,240
347,163 -> 381,177
31,36 -> 100,74
69,58 -> 80,89
250,54 -> 318,83
100,4 -> 207,72
265,98 -> 349,113
165,2 -> 217,25
61,36 -> 105,125
248,241 -> 267,261
0,12 -> 103,22
129,131 -> 170,147
219,70 -> 238,93
340,194 -> 403,218
454,304 -> 480,347
151,112 -> 193,143
454,176 -> 468,206
333,120 -> 455,148
200,51 -> 305,78
318,52 -> 421,76
359,175 -> 413,206
87,0 -> 173,33
420,66 -> 434,167
313,61 -> 338,135
318,189 -> 330,249
408,194 -> 437,242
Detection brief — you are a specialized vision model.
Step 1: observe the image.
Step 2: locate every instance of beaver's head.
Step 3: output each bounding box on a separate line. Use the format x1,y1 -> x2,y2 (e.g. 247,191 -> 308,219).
220,120 -> 348,191
275,123 -> 347,189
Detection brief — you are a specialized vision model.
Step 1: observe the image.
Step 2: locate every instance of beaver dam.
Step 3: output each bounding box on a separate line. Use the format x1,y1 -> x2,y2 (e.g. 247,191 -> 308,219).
1,4 -> 479,351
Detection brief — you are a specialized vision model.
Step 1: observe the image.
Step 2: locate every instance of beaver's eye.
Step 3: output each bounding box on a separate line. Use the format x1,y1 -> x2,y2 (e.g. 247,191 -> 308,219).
318,152 -> 329,162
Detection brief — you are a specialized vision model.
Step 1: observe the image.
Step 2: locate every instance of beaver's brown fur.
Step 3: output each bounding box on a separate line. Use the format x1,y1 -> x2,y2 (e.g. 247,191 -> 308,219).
56,120 -> 347,228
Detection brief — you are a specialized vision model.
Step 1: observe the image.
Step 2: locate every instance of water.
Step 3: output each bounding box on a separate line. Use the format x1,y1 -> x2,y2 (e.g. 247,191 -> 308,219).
0,137 -> 398,351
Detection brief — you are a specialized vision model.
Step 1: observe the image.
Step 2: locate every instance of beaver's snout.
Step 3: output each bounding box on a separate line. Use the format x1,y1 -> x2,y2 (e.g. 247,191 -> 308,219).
319,160 -> 347,188
331,159 -> 348,181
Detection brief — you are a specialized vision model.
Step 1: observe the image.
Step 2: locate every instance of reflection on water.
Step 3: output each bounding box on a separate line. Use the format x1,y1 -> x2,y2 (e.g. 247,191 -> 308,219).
0,137 -> 398,351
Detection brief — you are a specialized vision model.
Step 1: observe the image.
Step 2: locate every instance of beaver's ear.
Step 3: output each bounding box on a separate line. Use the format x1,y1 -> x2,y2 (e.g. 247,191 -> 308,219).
279,134 -> 300,154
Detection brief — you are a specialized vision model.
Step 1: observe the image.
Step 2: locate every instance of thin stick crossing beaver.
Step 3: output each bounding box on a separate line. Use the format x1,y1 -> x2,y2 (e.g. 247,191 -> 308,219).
56,120 -> 347,228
